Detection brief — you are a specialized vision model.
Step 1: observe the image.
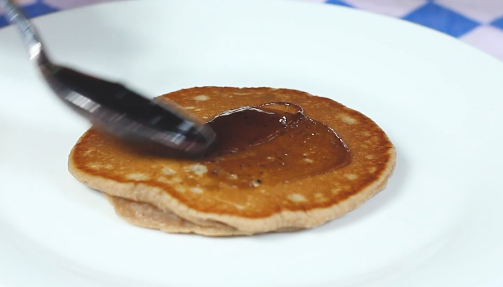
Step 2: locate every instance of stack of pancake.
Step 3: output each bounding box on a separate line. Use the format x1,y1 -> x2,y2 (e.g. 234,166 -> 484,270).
69,87 -> 396,236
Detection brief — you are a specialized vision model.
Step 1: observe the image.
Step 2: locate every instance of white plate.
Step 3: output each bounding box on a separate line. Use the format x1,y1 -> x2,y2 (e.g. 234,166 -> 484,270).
1,0 -> 503,286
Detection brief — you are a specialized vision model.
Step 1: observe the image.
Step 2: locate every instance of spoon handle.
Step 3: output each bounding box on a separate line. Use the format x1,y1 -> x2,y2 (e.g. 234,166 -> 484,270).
0,0 -> 216,157
0,0 -> 49,63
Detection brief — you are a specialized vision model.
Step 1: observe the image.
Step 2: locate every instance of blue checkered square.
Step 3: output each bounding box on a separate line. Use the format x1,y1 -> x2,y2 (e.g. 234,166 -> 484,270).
21,2 -> 58,18
0,2 -> 58,27
402,3 -> 479,37
491,16 -> 503,31
326,0 -> 352,8
0,15 -> 7,27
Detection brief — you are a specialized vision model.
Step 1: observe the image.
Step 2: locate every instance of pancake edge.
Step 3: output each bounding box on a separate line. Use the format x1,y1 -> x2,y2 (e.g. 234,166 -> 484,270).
68,146 -> 396,234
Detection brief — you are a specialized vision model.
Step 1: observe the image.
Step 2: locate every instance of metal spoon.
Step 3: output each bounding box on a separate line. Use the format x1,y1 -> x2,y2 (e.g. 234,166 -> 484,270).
0,0 -> 216,158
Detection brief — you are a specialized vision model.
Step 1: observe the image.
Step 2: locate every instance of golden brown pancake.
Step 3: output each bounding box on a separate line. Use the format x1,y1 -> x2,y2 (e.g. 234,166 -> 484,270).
69,87 -> 396,236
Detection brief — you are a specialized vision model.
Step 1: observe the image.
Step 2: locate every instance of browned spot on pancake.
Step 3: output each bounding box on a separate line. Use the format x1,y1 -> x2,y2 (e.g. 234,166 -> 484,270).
70,87 -> 394,218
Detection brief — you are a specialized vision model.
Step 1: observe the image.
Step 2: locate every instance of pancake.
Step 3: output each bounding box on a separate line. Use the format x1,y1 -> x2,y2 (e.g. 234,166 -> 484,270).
105,195 -> 301,236
105,195 -> 248,236
69,87 -> 396,236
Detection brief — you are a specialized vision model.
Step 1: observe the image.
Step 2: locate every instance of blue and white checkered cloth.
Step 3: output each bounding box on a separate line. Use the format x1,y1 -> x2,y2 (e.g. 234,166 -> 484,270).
1,0 -> 503,60
322,0 -> 503,60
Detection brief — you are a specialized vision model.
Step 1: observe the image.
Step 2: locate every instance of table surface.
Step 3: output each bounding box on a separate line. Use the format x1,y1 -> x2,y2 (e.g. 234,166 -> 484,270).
1,0 -> 502,61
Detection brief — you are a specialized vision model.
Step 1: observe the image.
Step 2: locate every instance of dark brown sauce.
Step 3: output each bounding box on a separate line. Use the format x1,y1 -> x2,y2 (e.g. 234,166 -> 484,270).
203,103 -> 351,188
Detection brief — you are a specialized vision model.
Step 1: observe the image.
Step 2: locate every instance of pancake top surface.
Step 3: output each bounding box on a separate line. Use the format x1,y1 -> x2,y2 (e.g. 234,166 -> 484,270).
70,87 -> 395,218
201,102 -> 352,188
